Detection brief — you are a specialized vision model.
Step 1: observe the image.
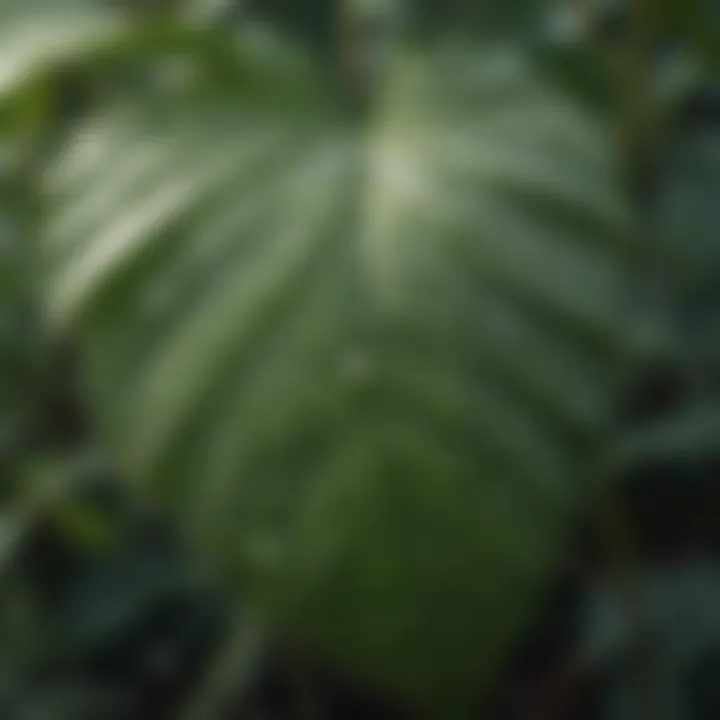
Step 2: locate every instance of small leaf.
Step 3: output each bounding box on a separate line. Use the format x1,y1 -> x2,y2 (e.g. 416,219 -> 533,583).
0,1 -> 128,102
621,400 -> 720,465
0,514 -> 25,575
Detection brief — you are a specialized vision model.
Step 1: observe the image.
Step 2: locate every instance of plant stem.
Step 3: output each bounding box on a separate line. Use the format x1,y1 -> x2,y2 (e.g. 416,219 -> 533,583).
182,609 -> 265,720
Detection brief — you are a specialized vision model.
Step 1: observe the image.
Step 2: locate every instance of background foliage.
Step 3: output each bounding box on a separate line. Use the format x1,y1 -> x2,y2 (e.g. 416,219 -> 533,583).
0,1 -> 718,718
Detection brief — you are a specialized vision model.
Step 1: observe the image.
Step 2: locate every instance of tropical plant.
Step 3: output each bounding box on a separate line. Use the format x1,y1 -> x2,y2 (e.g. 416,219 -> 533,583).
0,1 -> 718,719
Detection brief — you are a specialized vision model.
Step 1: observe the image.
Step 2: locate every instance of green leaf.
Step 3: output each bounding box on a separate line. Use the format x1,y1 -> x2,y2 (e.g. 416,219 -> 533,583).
414,0 -> 547,39
42,31 -> 628,714
585,559 -> 720,720
655,128 -> 720,292
0,513 -> 25,575
0,0 -> 128,103
621,399 -> 720,465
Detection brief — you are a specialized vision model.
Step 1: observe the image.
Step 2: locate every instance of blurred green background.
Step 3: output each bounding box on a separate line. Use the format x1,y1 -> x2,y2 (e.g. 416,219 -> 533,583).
0,1 -> 719,718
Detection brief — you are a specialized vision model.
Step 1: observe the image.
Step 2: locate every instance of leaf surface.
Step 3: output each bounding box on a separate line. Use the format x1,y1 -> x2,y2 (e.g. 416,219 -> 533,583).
43,32 -> 628,713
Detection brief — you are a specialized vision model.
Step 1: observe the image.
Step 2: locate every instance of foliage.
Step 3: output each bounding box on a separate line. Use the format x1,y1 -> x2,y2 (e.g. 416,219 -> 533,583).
33,3 -> 631,714
0,1 -> 718,719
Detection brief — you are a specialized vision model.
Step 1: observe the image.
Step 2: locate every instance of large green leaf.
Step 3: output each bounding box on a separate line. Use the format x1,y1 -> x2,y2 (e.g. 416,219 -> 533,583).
41,29 -> 628,714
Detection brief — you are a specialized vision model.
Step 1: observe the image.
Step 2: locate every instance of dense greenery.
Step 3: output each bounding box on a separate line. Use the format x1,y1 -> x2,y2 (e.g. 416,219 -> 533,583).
0,1 -> 718,718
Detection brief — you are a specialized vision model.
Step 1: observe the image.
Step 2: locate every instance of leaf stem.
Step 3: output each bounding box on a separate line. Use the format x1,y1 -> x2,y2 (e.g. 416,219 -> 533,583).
182,608 -> 265,720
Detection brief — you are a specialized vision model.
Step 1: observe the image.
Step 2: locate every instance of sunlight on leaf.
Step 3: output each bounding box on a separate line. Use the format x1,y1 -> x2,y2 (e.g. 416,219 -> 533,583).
38,24 -> 629,714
